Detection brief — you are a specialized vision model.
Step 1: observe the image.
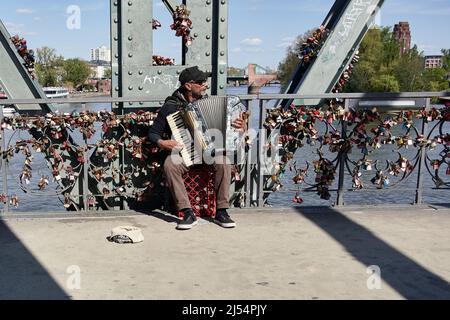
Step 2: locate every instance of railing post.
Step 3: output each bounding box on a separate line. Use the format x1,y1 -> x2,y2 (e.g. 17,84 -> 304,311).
244,99 -> 252,208
256,98 -> 267,207
82,103 -> 89,212
336,99 -> 349,206
415,98 -> 430,205
0,106 -> 9,214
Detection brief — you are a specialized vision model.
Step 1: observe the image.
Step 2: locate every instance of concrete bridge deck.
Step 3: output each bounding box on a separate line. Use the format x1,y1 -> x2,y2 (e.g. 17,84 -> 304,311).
1,204 -> 450,300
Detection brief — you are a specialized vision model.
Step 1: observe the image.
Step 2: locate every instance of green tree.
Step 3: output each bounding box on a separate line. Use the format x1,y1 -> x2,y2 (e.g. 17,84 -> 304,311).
35,47 -> 64,87
62,59 -> 91,88
104,68 -> 112,79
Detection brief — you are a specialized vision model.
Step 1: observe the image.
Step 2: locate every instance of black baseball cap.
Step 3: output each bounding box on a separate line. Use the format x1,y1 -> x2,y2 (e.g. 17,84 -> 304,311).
179,66 -> 212,85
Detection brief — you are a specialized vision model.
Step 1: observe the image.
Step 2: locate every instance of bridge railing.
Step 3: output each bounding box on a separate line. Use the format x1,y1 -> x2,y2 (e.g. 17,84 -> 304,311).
0,91 -> 449,214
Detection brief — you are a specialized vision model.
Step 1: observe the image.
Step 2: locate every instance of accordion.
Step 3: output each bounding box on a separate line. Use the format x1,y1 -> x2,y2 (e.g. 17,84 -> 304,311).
167,96 -> 247,167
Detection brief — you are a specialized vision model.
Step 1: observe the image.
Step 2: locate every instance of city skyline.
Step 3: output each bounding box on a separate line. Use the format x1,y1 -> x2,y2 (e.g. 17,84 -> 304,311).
1,0 -> 450,69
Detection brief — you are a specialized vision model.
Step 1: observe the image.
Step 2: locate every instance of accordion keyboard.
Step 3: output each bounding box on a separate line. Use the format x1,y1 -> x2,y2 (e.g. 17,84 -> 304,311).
167,111 -> 201,167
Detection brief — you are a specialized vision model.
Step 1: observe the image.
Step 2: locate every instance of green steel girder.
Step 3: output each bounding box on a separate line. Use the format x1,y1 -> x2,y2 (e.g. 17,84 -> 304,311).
110,0 -> 228,111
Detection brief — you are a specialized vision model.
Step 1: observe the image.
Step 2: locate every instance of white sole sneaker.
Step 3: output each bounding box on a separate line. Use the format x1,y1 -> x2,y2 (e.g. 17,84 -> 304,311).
214,220 -> 236,228
176,220 -> 198,230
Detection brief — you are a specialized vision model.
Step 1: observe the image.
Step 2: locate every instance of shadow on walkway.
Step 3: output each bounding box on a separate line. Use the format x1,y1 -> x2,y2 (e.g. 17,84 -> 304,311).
294,207 -> 450,299
0,220 -> 69,300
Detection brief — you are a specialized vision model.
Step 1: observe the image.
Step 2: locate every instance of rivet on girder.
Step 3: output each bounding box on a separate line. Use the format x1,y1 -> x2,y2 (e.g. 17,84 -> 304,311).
176,70 -> 181,74
220,34 -> 225,39
221,0 -> 226,4
206,52 -> 210,56
114,19 -> 118,23
115,72 -> 119,76
139,102 -> 144,105
221,18 -> 226,22
128,19 -> 133,24
158,70 -> 162,75
206,17 -> 211,22
220,70 -> 225,74
128,71 -> 133,75
115,87 -> 119,91
194,33 -> 198,38
129,102 -> 133,105
128,36 -> 133,41
220,85 -> 224,89
114,1 -> 118,6
139,86 -> 143,90
206,35 -> 211,40
128,1 -> 133,5
114,37 -> 118,41
128,86 -> 133,90
128,53 -> 133,57
220,51 -> 225,56
138,70 -> 143,75
115,54 -> 119,59
206,0 -> 211,5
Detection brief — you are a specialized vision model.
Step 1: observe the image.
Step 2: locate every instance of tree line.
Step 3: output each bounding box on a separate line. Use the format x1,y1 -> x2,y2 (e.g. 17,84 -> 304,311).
278,26 -> 450,93
35,47 -> 96,90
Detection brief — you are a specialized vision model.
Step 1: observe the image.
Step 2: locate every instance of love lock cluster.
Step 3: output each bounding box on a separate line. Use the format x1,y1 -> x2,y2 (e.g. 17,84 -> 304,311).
152,55 -> 175,66
263,103 -> 449,204
171,4 -> 194,46
1,110 -> 162,209
10,35 -> 36,80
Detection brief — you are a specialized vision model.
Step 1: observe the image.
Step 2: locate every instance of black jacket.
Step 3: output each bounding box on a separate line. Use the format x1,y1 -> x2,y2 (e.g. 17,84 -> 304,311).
147,89 -> 189,144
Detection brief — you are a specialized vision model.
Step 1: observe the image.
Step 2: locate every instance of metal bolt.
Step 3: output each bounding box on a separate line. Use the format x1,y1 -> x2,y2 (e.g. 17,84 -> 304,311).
206,35 -> 211,40
206,0 -> 211,4
221,17 -> 226,22
128,86 -> 133,90
114,37 -> 118,41
220,51 -> 225,56
220,85 -> 224,89
139,86 -> 143,90
138,70 -> 143,75
128,36 -> 133,41
128,53 -> 133,57
220,34 -> 225,39
206,52 -> 210,56
128,1 -> 132,5
128,19 -> 132,24
114,2 -> 118,6
206,17 -> 211,22
220,70 -> 225,74
114,19 -> 118,23
128,71 -> 133,75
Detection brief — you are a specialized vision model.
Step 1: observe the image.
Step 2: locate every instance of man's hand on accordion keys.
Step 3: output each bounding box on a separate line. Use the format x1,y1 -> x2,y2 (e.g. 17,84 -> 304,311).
157,139 -> 185,152
232,112 -> 248,133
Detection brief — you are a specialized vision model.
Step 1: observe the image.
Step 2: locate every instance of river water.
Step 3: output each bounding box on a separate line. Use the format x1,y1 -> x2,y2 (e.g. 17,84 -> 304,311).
1,85 -> 448,212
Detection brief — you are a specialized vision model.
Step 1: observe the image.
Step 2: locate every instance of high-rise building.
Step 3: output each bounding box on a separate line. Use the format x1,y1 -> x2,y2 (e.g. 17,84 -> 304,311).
90,45 -> 111,62
424,55 -> 443,69
393,22 -> 411,55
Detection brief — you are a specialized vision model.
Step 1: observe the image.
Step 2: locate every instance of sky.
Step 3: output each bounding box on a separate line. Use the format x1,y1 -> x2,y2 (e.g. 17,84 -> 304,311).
1,0 -> 450,70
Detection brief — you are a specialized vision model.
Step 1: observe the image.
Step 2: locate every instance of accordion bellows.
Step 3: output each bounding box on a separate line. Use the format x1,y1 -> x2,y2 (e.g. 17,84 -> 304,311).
167,96 -> 246,167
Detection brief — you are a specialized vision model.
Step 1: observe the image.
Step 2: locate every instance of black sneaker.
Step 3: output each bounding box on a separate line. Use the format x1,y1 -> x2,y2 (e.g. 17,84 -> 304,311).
176,209 -> 198,230
214,209 -> 236,228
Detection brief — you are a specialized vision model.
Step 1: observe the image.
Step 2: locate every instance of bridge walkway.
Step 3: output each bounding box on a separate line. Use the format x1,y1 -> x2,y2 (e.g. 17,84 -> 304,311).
1,204 -> 449,299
